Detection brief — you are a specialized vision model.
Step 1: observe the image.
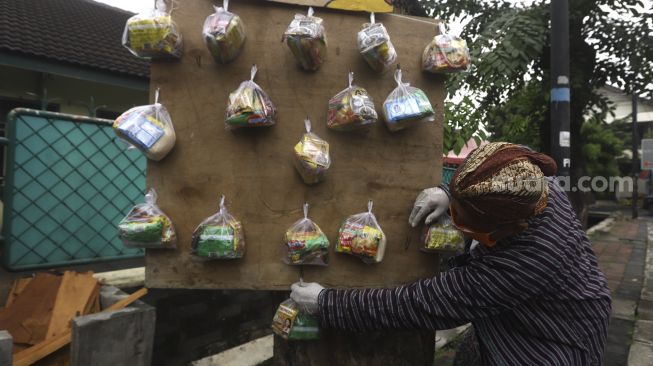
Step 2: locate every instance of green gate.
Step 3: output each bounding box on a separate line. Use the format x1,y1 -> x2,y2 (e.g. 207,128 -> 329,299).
2,109 -> 146,270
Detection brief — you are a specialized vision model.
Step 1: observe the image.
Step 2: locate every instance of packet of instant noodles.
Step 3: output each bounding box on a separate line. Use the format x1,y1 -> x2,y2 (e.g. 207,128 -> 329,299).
113,88 -> 176,161
283,7 -> 327,71
202,0 -> 246,63
122,0 -> 182,59
293,118 -> 331,184
327,72 -> 378,131
284,203 -> 330,266
272,298 -> 320,340
357,13 -> 397,73
335,200 -> 386,264
191,195 -> 245,260
422,23 -> 471,74
421,215 -> 464,253
382,66 -> 435,132
118,188 -> 176,249
225,64 -> 276,129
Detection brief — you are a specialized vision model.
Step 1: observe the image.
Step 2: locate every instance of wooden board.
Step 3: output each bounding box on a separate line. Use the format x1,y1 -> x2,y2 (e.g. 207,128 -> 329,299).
0,273 -> 61,345
45,272 -> 99,339
5,277 -> 33,308
146,0 -> 444,290
263,0 -> 394,12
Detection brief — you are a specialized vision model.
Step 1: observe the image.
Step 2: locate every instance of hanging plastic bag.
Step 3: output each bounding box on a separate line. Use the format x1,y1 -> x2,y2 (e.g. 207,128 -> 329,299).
283,203 -> 330,266
283,7 -> 327,71
327,72 -> 378,131
421,215 -> 464,253
293,118 -> 331,184
382,66 -> 435,132
113,88 -> 176,161
118,188 -> 176,249
422,23 -> 471,74
357,13 -> 397,73
122,0 -> 183,59
202,0 -> 246,63
191,195 -> 245,259
335,200 -> 386,264
272,298 -> 320,340
225,64 -> 277,129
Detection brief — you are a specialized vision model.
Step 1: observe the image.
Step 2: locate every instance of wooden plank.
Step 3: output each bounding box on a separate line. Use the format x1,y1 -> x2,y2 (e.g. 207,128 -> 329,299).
93,267 -> 145,288
13,288 -> 148,366
46,272 -> 99,339
5,277 -> 33,308
82,284 -> 101,315
263,0 -> 394,12
146,0 -> 444,290
0,273 -> 61,345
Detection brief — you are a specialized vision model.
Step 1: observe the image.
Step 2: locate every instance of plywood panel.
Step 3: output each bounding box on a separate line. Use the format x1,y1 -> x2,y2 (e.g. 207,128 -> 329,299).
146,0 -> 444,290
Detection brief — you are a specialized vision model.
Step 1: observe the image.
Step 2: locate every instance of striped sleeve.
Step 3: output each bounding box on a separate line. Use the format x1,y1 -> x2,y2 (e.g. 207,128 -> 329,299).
318,244 -> 563,332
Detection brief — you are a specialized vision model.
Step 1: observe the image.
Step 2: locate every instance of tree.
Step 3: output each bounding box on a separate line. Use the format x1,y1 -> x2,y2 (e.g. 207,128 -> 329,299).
399,0 -> 653,220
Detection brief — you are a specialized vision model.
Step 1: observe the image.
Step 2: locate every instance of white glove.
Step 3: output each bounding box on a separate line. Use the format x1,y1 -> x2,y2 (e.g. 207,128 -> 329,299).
290,281 -> 324,314
409,187 -> 450,227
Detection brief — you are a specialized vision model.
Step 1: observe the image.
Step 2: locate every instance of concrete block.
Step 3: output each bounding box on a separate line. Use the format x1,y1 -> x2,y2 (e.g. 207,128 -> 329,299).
627,342 -> 653,366
633,320 -> 653,345
71,288 -> 155,366
612,298 -> 637,320
639,300 -> 653,321
0,330 -> 12,366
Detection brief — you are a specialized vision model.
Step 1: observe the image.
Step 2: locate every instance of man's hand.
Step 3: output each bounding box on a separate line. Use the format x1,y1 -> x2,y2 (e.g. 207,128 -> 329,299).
290,282 -> 324,314
409,187 -> 450,227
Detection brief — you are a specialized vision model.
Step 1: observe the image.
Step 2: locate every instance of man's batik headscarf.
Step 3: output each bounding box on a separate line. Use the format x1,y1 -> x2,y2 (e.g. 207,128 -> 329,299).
449,142 -> 558,225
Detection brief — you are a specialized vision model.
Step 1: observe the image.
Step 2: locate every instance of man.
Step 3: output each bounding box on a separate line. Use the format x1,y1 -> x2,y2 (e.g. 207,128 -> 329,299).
291,142 -> 611,365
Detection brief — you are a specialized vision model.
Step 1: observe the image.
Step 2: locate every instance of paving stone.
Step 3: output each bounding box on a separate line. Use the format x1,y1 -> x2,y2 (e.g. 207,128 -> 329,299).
633,320 -> 653,346
638,300 -> 653,321
612,296 -> 637,321
627,342 -> 653,366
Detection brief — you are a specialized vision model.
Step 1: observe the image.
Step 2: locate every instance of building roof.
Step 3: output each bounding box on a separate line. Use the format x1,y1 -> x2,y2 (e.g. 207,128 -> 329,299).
0,0 -> 149,78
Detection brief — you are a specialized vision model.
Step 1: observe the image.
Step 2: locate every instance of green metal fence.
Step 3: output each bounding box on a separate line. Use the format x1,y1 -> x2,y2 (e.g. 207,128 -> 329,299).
2,109 -> 146,270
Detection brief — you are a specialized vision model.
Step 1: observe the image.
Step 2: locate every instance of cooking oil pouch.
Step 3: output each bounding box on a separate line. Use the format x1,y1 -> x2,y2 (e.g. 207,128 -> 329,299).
335,200 -> 386,264
191,195 -> 245,259
202,0 -> 246,63
122,0 -> 183,59
118,188 -> 176,249
225,64 -> 277,129
327,71 -> 378,131
283,7 -> 327,71
293,118 -> 331,184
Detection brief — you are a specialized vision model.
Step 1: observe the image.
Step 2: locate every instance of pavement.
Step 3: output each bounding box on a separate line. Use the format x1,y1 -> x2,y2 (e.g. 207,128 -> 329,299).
589,216 -> 650,365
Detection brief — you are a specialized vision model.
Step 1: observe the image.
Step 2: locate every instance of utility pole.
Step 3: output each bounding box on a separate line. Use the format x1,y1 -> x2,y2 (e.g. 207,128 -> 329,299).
550,0 -> 571,177
632,94 -> 639,219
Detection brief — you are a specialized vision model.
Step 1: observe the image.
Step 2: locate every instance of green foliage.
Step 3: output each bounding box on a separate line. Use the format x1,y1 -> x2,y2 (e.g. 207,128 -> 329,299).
581,119 -> 625,177
444,96 -> 487,154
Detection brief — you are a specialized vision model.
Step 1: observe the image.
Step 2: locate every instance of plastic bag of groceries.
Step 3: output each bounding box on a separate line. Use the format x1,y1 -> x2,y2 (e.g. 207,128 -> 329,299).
202,0 -> 246,63
357,13 -> 397,73
118,188 -> 176,249
272,298 -> 320,340
327,71 -> 378,131
283,7 -> 327,71
113,88 -> 176,161
382,66 -> 435,132
422,23 -> 471,74
335,200 -> 386,264
293,118 -> 331,184
225,64 -> 277,129
421,215 -> 464,253
122,0 -> 183,59
191,195 -> 245,259
283,203 -> 330,266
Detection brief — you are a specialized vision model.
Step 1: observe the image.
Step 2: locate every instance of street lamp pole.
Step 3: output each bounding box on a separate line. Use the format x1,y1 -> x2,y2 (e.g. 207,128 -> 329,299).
550,0 -> 571,177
